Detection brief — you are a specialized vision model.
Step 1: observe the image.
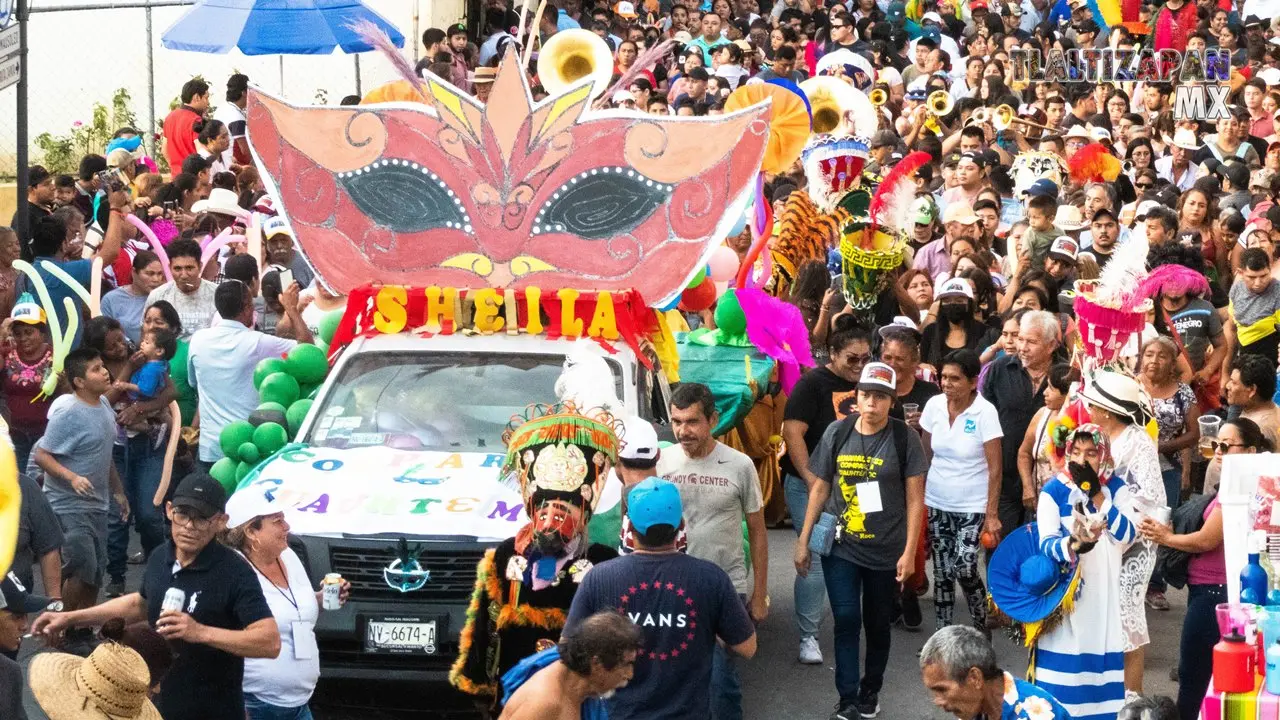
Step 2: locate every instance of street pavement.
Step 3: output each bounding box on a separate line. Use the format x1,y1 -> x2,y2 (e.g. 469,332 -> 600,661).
19,527 -> 1183,718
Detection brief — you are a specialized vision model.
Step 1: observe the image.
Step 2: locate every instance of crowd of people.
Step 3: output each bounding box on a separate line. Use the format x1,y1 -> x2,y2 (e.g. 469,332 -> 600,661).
0,69 -> 354,719
0,0 -> 1278,716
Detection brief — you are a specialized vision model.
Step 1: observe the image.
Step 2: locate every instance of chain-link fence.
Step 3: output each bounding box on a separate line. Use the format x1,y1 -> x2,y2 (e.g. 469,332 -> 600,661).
0,0 -> 468,180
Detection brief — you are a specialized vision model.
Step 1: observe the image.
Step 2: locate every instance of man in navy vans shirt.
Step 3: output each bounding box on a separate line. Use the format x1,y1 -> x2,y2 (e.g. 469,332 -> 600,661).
566,477 -> 757,720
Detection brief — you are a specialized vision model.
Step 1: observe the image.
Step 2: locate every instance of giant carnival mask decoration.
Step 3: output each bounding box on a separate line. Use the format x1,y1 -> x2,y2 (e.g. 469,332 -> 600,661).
246,43 -> 771,308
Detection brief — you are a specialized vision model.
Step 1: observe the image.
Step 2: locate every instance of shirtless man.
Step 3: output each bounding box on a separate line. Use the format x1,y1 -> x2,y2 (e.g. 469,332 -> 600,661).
499,611 -> 643,720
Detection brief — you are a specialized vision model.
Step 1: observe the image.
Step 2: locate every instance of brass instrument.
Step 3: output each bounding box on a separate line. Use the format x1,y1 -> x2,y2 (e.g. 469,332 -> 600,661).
799,76 -> 860,134
536,29 -> 615,99
991,104 -> 1055,132
869,87 -> 888,107
926,90 -> 954,117
969,107 -> 990,126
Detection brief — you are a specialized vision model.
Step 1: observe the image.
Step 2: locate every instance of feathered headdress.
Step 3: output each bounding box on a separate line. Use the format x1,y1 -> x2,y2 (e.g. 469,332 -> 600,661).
1069,143 -> 1123,185
1073,234 -> 1150,367
503,403 -> 620,515
862,151 -> 931,249
1136,262 -> 1212,301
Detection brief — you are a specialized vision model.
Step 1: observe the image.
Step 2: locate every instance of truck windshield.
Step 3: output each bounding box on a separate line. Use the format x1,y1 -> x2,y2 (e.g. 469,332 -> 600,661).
304,352 -> 619,453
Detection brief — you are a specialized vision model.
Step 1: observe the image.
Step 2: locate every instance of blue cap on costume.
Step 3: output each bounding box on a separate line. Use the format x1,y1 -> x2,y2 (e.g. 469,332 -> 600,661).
987,524 -> 1077,625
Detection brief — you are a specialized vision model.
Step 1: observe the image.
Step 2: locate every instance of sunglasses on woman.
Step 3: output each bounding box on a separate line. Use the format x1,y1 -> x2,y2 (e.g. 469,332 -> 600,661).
1210,440 -> 1247,453
1135,182 -> 1153,190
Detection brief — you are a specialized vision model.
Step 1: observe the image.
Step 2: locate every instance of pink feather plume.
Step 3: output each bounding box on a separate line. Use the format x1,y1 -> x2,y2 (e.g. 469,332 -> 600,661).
1136,263 -> 1211,300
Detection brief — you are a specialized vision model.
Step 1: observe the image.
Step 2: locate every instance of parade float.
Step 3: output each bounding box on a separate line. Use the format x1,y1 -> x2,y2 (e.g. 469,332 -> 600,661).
214,21 -> 824,684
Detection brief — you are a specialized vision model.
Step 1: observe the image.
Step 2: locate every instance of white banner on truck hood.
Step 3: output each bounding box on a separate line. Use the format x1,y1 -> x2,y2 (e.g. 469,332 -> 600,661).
236,446 -> 530,540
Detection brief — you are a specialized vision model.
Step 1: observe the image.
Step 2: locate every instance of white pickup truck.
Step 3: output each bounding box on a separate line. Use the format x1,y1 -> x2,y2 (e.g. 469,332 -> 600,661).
246,331 -> 669,683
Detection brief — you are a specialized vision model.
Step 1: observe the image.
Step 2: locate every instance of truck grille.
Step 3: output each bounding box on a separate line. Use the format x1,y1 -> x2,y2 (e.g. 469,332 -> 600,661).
329,546 -> 486,604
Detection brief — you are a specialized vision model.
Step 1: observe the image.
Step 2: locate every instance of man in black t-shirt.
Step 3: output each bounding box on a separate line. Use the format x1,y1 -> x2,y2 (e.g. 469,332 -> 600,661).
32,473 -> 279,720
567,478 -> 757,720
11,165 -> 54,251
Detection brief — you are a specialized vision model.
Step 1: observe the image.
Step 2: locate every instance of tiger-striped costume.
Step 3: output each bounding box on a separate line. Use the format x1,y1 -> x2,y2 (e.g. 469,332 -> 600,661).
770,190 -> 848,298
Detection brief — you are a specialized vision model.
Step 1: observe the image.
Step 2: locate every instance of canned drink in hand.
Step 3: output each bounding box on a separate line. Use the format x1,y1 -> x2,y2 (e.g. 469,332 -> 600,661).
322,573 -> 344,610
161,587 -> 186,614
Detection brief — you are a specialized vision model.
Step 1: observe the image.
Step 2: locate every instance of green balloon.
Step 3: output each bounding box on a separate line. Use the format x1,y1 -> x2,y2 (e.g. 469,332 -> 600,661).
318,310 -> 343,345
286,399 -> 314,435
253,422 -> 289,456
248,402 -> 288,428
210,457 -> 238,494
219,421 -> 256,459
259,372 -> 301,407
253,357 -> 288,390
238,442 -> 261,465
235,461 -> 253,484
286,344 -> 329,385
714,289 -> 747,337
687,266 -> 708,289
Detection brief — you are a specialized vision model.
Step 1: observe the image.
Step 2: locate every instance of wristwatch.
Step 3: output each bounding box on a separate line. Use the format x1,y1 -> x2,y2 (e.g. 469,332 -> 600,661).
44,600 -> 63,613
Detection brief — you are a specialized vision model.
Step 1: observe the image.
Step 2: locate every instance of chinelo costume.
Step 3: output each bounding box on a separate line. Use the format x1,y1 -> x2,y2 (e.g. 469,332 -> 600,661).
449,404 -> 620,709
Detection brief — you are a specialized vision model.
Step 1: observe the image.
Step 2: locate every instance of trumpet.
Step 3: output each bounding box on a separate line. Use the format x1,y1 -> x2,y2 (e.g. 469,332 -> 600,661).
927,90 -> 954,117
869,87 -> 888,107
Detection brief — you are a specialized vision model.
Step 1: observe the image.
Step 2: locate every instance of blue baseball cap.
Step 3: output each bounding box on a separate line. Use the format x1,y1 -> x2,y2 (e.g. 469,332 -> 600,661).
1024,178 -> 1059,198
627,477 -> 682,533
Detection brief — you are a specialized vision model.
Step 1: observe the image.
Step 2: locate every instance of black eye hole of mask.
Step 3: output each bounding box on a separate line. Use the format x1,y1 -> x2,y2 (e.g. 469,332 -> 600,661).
337,159 -> 472,233
532,167 -> 674,241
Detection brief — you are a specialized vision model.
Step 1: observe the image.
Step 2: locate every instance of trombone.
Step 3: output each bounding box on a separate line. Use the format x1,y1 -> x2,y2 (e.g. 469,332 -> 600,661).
990,104 -> 1055,133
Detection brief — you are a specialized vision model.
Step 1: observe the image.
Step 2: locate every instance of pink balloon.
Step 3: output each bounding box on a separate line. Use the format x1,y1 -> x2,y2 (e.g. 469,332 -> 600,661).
708,246 -> 740,282
200,227 -> 240,268
124,214 -> 172,283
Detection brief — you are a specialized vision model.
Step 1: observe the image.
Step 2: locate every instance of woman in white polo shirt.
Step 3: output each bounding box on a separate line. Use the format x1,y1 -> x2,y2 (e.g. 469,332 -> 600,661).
919,348 -> 1003,631
223,490 -> 349,719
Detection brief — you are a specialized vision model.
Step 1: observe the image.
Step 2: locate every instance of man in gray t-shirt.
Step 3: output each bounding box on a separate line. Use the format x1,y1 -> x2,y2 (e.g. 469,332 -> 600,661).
659,383 -> 767,720
35,349 -> 124,614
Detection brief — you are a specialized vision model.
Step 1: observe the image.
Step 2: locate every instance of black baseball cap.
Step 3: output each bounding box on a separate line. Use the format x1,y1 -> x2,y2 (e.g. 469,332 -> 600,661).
172,472 -> 228,518
0,571 -> 52,614
1218,160 -> 1250,190
958,151 -> 987,169
1177,230 -> 1203,247
1091,207 -> 1117,223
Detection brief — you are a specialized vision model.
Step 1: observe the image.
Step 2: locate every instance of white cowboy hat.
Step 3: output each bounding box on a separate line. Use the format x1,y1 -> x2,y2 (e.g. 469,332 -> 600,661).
1171,127 -> 1200,151
190,187 -> 250,220
1078,371 -> 1154,426
1054,205 -> 1089,231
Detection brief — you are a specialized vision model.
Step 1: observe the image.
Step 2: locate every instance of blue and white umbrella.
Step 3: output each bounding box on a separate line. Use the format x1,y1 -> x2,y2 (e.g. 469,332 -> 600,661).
162,0 -> 404,56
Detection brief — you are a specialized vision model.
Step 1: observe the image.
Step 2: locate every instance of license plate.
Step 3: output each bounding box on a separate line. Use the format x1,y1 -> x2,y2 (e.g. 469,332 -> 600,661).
365,619 -> 437,654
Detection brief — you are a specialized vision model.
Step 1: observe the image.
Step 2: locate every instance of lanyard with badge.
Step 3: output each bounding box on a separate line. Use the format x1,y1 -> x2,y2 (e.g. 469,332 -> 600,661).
251,558 -> 318,661
847,418 -> 884,517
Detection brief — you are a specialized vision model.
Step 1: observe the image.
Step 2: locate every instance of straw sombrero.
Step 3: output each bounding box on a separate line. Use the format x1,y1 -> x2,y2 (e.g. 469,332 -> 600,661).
29,642 -> 161,720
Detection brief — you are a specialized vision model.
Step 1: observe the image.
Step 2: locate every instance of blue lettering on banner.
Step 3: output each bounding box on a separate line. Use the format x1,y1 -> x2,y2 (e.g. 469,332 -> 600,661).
313,459 -> 344,472
481,454 -> 505,468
